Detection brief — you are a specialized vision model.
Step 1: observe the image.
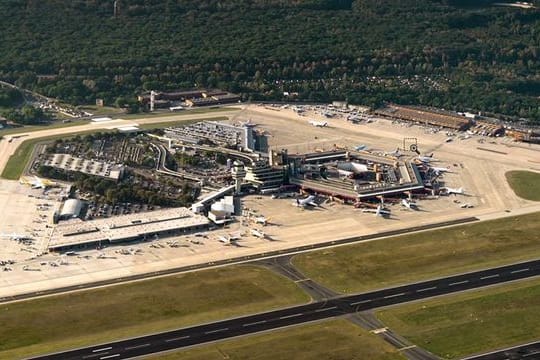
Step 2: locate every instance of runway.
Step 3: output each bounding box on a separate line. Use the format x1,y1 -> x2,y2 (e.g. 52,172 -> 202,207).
463,340 -> 540,359
30,258 -> 540,360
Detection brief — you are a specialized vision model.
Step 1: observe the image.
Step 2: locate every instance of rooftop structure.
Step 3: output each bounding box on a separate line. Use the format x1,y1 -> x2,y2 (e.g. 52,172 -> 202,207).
191,185 -> 236,214
208,196 -> 235,224
164,121 -> 257,151
48,207 -> 210,252
44,154 -> 124,181
287,150 -> 424,201
376,104 -> 472,131
59,199 -> 83,219
244,161 -> 284,191
138,89 -> 239,109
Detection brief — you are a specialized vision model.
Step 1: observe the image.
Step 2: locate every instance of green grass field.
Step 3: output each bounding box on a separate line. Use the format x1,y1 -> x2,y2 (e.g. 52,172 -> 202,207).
0,265 -> 309,359
151,319 -> 405,360
78,105 -> 125,116
293,212 -> 540,294
377,278 -> 540,359
506,170 -> 540,201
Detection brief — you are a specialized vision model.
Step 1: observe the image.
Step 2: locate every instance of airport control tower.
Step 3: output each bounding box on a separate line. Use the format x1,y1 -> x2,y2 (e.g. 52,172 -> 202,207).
231,160 -> 246,194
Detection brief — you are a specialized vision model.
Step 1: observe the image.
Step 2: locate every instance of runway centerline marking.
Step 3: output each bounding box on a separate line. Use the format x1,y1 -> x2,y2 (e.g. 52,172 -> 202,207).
99,355 -> 120,360
125,343 -> 150,350
449,280 -> 469,286
350,299 -> 372,306
480,274 -> 500,280
384,292 -> 406,299
205,328 -> 229,334
92,347 -> 112,353
165,335 -> 190,343
416,286 -> 437,292
82,354 -> 103,359
243,320 -> 266,327
279,313 -> 303,320
314,306 -> 337,313
511,268 -> 529,274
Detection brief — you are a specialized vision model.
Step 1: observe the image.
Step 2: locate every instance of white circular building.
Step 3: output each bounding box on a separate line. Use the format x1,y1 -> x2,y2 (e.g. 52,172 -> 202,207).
60,199 -> 83,219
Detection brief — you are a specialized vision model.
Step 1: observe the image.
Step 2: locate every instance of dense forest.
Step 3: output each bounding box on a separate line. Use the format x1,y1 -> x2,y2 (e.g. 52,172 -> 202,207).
0,0 -> 539,122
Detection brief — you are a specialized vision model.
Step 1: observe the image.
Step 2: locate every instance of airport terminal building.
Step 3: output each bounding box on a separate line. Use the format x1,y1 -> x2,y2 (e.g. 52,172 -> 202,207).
48,207 -> 210,252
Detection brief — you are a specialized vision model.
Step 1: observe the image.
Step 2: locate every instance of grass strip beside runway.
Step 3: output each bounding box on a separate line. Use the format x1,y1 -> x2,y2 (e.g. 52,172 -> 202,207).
151,319 -> 405,360
293,211 -> 540,294
376,277 -> 540,359
506,170 -> 540,201
0,265 -> 310,359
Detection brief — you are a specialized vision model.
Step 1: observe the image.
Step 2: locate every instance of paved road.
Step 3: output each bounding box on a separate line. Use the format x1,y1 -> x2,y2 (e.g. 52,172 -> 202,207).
31,259 -> 540,360
462,340 -> 540,360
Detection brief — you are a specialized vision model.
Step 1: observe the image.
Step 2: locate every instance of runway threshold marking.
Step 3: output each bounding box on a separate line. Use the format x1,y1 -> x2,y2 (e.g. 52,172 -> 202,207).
384,292 -> 406,299
524,350 -> 540,358
99,355 -> 120,360
243,320 -> 266,327
165,335 -> 190,343
416,286 -> 437,292
511,268 -> 530,274
480,274 -> 500,280
398,345 -> 417,351
314,306 -> 337,313
350,299 -> 372,306
449,280 -> 469,286
204,328 -> 229,334
125,343 -> 150,350
279,313 -> 303,320
92,347 -> 112,353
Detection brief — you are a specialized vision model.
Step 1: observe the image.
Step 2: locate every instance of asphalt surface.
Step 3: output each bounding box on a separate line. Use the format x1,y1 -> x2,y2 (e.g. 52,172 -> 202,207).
256,256 -> 438,360
30,258 -> 540,360
1,216 -> 478,304
463,341 -> 540,360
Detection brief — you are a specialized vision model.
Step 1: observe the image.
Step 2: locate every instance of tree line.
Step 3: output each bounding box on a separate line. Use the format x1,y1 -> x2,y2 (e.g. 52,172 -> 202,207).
0,0 -> 538,122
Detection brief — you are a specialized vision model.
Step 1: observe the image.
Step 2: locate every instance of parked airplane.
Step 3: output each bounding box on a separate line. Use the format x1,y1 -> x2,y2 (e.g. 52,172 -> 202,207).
418,153 -> 436,163
443,187 -> 465,195
401,198 -> 418,210
354,144 -> 368,151
362,204 -> 391,217
251,229 -> 266,239
19,176 -> 57,189
431,166 -> 451,175
218,235 -> 240,246
118,248 -> 142,255
308,120 -> 328,127
0,232 -> 33,241
254,216 -> 268,226
293,195 -> 318,208
322,111 -> 335,118
385,148 -> 403,158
